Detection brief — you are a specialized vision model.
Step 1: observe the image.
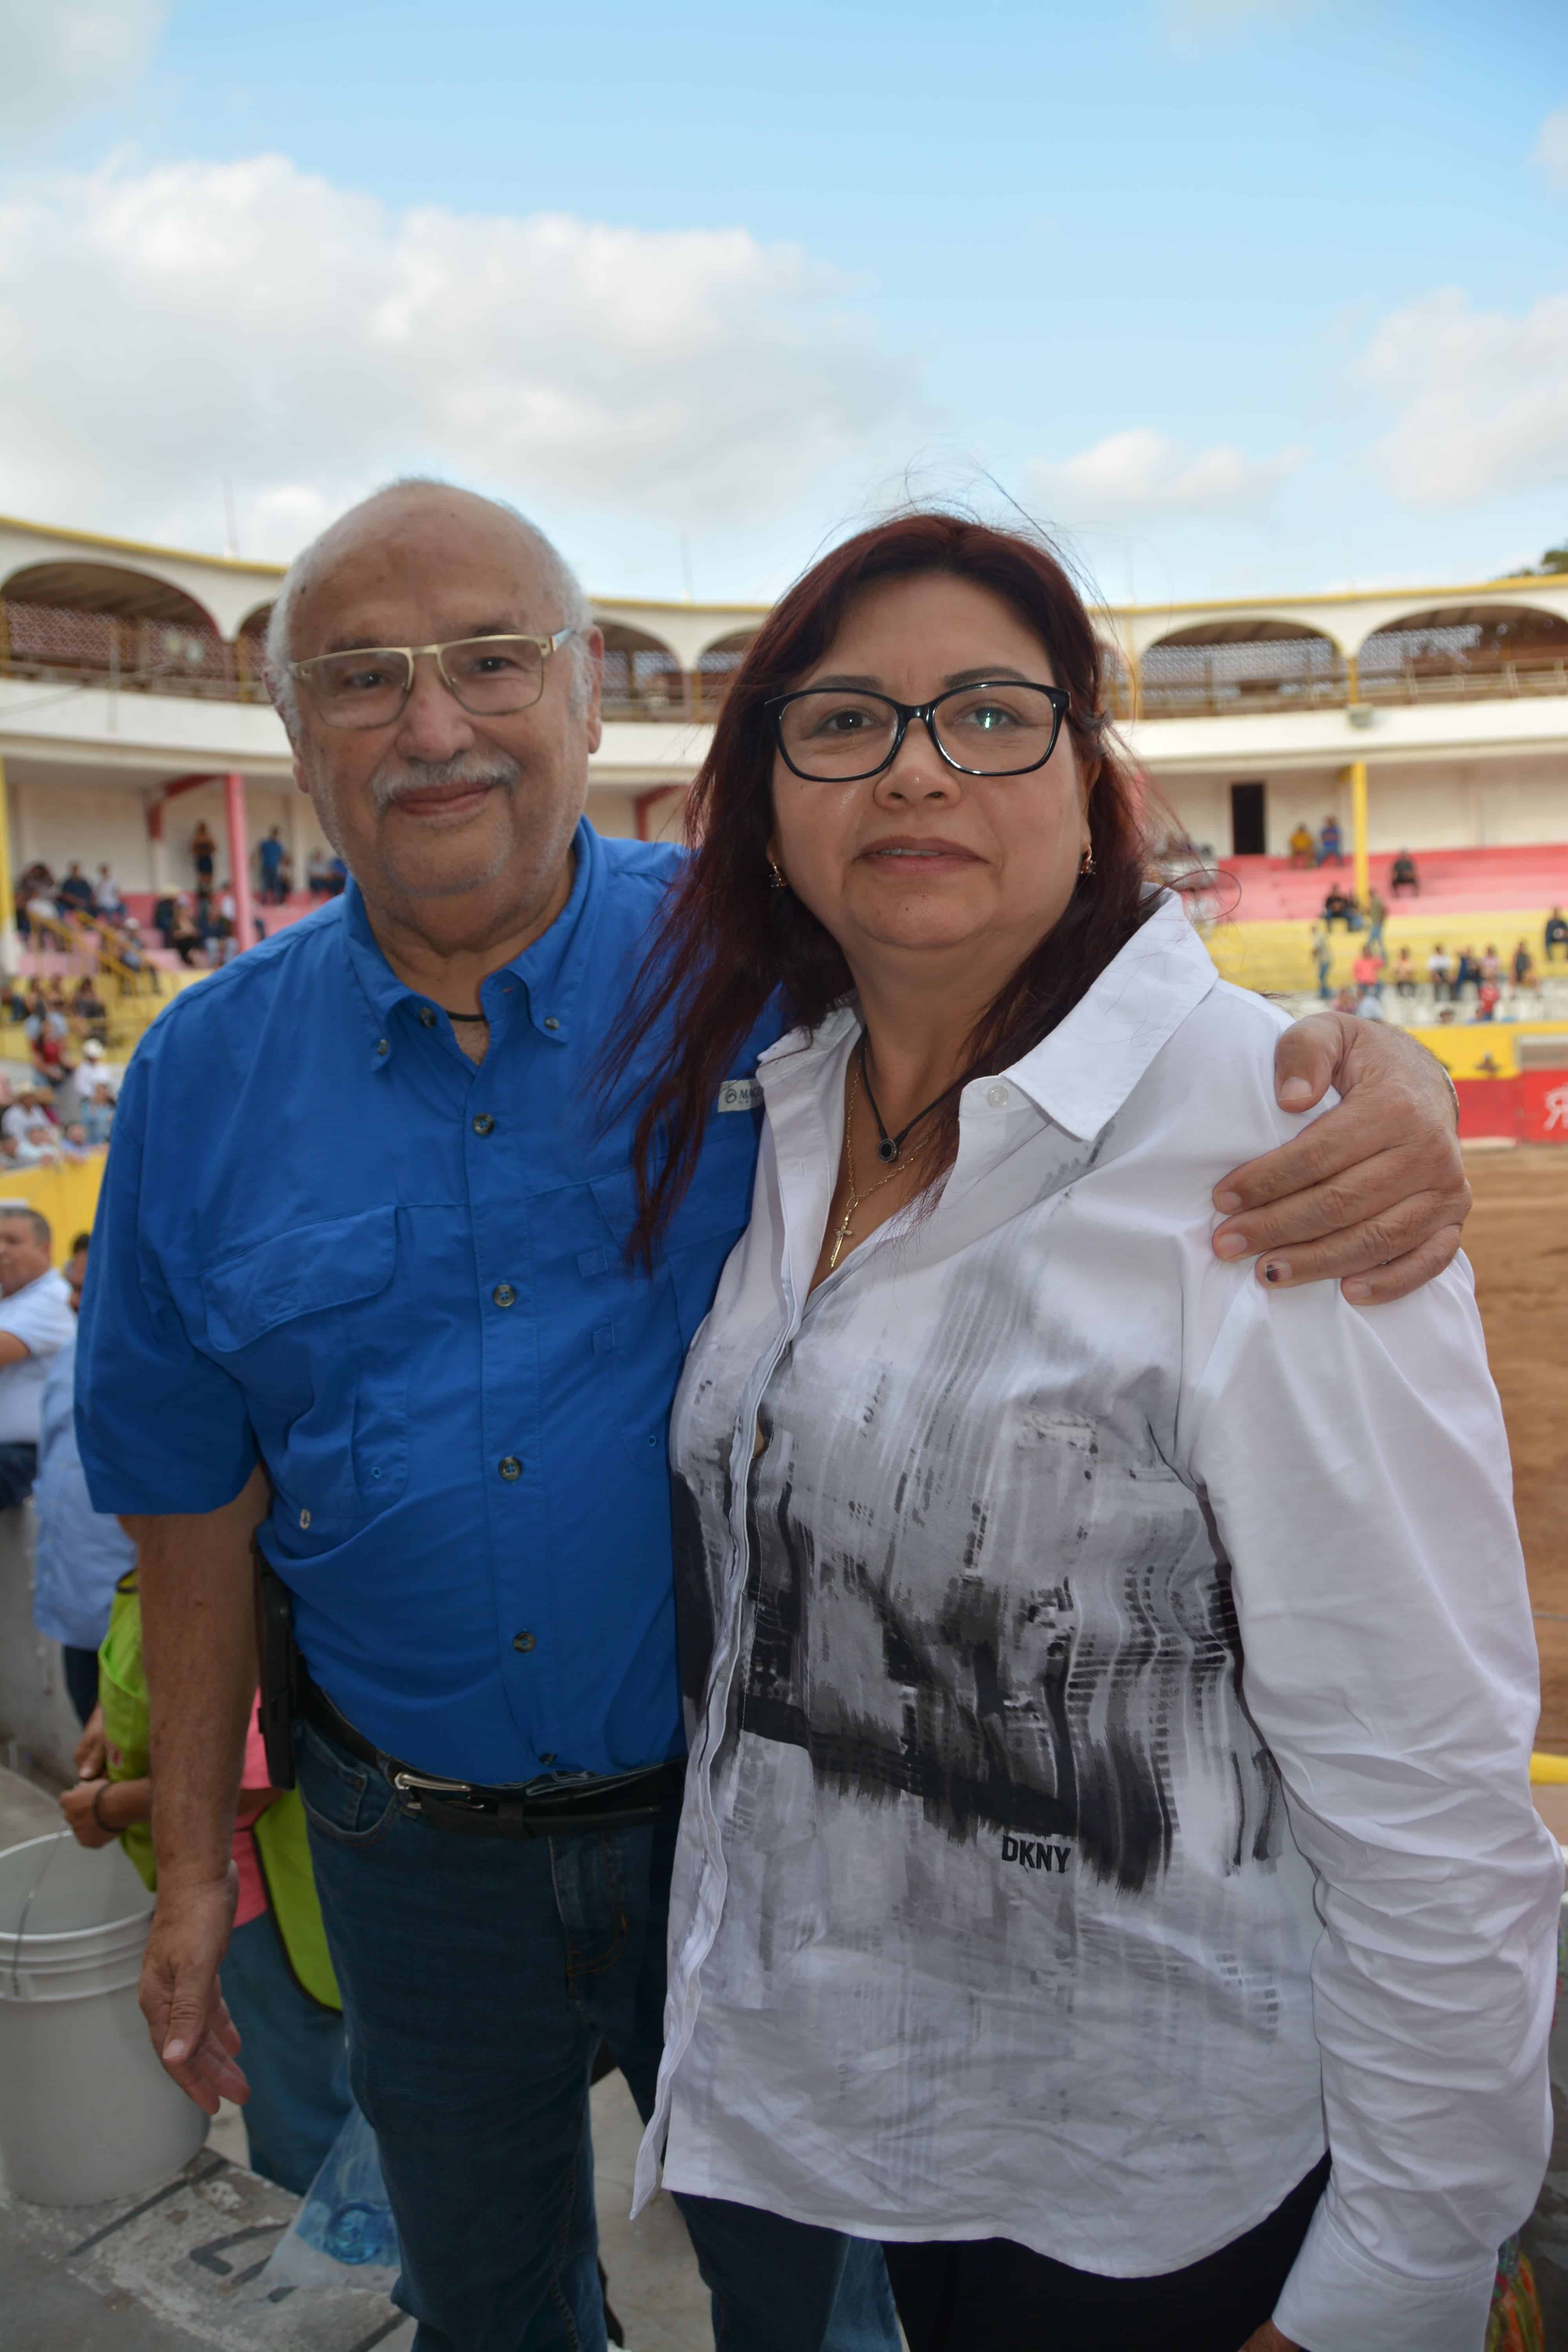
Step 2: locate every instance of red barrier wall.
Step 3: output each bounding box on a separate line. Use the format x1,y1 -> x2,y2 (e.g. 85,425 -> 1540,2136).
1517,1068 -> 1568,1145
1454,1068 -> 1568,1143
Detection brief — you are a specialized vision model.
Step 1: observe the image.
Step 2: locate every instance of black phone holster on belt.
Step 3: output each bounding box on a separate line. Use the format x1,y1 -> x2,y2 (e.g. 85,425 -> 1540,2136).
253,1553 -> 300,1789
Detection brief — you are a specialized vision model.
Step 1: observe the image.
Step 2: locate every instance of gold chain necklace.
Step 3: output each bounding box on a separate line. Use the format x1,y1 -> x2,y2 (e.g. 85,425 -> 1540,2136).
826,1057 -> 912,1271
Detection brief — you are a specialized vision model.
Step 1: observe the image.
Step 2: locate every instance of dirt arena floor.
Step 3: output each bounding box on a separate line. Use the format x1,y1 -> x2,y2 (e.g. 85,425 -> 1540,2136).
1461,1147 -> 1568,1748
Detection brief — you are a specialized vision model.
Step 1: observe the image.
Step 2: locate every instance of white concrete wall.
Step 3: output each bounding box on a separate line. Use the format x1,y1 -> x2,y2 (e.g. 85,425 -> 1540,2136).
1156,755 -> 1568,859
7,770 -> 335,896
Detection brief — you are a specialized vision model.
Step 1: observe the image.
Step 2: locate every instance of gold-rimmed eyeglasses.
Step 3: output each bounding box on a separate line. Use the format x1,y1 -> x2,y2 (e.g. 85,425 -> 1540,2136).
289,629 -> 576,730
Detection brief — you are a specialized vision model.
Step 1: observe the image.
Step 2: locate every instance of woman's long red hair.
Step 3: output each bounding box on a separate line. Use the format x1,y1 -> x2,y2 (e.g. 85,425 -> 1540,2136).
607,510 -> 1155,1259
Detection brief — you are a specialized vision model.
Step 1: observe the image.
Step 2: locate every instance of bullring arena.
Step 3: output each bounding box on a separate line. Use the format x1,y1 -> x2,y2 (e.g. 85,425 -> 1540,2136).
1,508 -> 1567,2345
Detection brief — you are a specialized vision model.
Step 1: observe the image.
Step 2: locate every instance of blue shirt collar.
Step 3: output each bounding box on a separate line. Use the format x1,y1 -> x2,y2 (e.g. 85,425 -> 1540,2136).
339,817 -> 604,1062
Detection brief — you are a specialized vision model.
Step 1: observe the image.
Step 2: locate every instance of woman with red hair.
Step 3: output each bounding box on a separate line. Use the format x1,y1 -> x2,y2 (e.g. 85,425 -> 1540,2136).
617,513 -> 1558,2352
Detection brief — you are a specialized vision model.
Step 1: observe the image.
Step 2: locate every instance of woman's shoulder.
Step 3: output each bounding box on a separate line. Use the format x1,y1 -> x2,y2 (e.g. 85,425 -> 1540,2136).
1127,977 -> 1322,1170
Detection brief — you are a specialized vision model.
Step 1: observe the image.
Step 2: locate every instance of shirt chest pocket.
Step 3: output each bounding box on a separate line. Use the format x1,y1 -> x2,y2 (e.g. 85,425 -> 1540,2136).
199,1206 -> 407,1542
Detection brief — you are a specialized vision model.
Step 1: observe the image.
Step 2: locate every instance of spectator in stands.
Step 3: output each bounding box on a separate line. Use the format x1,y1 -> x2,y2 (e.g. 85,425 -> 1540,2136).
0,1207 -> 75,1510
1321,881 -> 1355,928
1364,884 -> 1387,955
258,825 -> 287,904
95,866 -> 125,918
1514,941 -> 1539,992
1545,907 -> 1568,964
26,998 -> 75,1091
1316,815 -> 1344,866
1454,946 -> 1481,1001
70,975 -> 109,1043
1311,922 -> 1333,1000
1389,849 -> 1420,897
1352,945 -> 1384,1004
60,1122 -> 91,1161
57,861 -> 96,915
1480,946 -> 1503,987
1390,947 -> 1418,998
191,819 -> 216,887
18,1118 -> 61,1166
1427,944 -> 1454,1001
155,893 -> 202,967
306,845 -> 334,895
32,1233 -> 126,1724
1476,978 -> 1501,1022
80,1082 -> 116,1148
1288,821 -> 1314,869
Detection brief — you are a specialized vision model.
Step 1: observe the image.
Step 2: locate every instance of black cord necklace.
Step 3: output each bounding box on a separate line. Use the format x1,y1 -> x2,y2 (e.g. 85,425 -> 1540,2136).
857,1032 -> 965,1164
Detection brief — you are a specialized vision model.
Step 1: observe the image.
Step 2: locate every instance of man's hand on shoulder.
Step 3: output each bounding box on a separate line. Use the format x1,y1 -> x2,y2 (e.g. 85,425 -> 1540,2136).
1211,1012 -> 1468,1304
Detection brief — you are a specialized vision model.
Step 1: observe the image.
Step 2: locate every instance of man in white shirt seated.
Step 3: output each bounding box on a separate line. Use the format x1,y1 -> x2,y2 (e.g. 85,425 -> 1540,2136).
0,1206 -> 78,1508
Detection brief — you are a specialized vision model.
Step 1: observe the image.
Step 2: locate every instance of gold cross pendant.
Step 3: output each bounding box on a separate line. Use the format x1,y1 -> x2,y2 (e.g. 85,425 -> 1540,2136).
827,1212 -> 854,1271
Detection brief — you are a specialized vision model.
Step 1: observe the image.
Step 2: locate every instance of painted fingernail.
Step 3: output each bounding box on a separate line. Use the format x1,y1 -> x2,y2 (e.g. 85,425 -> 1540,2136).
1213,1191 -> 1242,1213
1344,1280 -> 1372,1304
1261,1260 -> 1290,1285
1213,1231 -> 1247,1259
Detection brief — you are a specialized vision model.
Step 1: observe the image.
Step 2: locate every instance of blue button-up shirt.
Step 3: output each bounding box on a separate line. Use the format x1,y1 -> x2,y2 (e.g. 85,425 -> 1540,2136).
76,821 -> 774,1782
34,1330 -> 137,1650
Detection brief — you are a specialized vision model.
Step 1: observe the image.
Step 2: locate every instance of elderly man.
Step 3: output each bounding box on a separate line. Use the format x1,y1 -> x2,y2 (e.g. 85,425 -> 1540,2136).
78,481 -> 1470,2352
0,1204 -> 76,1511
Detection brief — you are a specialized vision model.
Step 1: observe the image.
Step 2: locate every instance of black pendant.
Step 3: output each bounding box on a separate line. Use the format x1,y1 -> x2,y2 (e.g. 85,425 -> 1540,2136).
878,1138 -> 899,1163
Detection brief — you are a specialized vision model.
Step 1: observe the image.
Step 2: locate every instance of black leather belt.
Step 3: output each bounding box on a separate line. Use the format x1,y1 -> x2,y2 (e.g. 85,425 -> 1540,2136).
298,1672 -> 686,1841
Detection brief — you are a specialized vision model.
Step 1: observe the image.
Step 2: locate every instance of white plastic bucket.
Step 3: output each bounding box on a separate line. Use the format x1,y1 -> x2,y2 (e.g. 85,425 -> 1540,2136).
0,1833 -> 207,2203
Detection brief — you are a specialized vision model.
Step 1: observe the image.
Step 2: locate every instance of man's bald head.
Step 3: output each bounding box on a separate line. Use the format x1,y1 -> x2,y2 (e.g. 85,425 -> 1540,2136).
265,475 -> 603,953
265,479 -> 592,734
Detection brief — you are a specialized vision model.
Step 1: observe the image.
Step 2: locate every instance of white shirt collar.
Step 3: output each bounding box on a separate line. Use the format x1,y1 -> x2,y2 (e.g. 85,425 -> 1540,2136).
758,891 -> 1218,1143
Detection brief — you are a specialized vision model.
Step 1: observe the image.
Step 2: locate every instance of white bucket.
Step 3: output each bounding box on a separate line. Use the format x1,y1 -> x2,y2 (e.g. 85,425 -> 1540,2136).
0,1833 -> 207,2204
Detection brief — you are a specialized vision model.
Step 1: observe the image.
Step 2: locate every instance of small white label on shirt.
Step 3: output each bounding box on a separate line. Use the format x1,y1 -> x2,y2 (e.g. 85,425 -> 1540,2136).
716,1079 -> 763,1114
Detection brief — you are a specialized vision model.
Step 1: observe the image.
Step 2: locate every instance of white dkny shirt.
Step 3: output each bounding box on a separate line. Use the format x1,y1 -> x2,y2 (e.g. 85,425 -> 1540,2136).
635,894 -> 1561,2352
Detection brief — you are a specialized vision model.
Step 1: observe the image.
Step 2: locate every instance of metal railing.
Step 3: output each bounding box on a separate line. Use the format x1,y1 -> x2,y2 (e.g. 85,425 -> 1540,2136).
6,599 -> 1568,725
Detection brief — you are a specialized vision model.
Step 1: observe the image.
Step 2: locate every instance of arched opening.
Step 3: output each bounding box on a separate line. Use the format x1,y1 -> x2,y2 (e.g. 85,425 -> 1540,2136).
234,601 -> 275,706
1139,619 -> 1343,717
1096,638 -> 1134,722
694,630 -> 757,718
0,562 -> 232,699
598,622 -> 684,717
1356,604 -> 1568,703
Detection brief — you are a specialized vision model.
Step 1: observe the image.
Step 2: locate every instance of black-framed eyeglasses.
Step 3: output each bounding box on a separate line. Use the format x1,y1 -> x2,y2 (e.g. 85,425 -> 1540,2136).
765,680 -> 1071,782
289,629 -> 576,730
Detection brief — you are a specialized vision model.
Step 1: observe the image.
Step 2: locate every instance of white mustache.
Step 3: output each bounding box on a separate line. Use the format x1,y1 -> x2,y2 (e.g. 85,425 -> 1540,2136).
369,752 -> 523,815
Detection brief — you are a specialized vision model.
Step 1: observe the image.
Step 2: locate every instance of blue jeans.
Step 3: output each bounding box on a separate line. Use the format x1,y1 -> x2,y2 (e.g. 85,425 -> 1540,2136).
295,1719 -> 899,2352
220,1907 -> 353,2193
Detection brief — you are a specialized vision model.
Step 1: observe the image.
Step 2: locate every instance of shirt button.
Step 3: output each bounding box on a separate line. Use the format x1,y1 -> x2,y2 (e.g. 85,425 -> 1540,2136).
419,1007 -> 437,1029
539,1751 -> 556,1764
299,1508 -> 311,1530
543,1016 -> 561,1032
513,1630 -> 536,1653
986,1083 -> 1011,1109
375,1038 -> 389,1057
472,1113 -> 495,1136
499,1454 -> 522,1481
492,1282 -> 516,1308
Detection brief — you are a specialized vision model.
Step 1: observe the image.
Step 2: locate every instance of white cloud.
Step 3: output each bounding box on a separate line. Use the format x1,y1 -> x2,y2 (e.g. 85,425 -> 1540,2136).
1029,427 -> 1305,521
0,154 -> 918,556
0,0 -> 167,136
1355,287 -> 1568,506
1534,106 -> 1568,192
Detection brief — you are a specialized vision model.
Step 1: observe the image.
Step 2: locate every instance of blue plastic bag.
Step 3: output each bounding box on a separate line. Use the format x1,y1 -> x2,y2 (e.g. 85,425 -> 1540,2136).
261,2103 -> 401,2294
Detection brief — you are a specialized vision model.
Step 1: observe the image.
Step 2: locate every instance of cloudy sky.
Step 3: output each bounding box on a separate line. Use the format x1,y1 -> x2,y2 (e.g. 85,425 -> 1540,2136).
2,0 -> 1566,604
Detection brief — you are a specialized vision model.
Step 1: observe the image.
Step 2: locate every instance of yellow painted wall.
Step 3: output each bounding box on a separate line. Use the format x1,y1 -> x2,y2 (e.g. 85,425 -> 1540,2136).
0,1152 -> 106,1262
1399,1021 -> 1568,1080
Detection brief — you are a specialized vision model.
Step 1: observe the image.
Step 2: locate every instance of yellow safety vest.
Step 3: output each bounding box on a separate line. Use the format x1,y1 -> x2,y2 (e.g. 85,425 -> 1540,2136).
97,1570 -> 341,2012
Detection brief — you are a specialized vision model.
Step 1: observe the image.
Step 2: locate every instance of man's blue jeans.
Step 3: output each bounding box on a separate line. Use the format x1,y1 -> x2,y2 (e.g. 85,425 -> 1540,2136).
295,1719 -> 899,2352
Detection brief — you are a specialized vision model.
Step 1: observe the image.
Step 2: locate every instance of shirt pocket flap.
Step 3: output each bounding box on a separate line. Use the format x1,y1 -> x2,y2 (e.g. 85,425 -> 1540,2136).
201,1207 -> 397,1354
